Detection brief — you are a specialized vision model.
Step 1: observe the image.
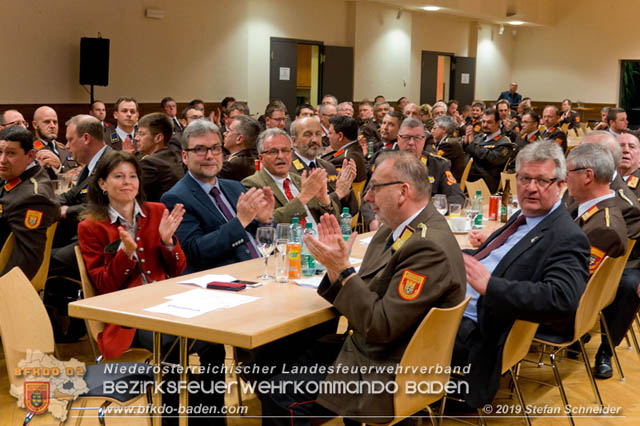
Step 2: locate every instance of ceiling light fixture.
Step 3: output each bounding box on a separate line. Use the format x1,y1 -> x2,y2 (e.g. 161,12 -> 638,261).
509,20 -> 525,25
423,6 -> 441,11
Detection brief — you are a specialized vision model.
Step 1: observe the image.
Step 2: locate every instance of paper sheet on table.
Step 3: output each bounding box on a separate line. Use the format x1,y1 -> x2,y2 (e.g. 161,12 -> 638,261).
349,257 -> 363,265
359,236 -> 373,246
177,274 -> 237,288
293,276 -> 324,288
146,289 -> 258,318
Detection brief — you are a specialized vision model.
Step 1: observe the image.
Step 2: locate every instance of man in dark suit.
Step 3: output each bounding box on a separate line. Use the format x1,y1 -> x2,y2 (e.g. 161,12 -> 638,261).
321,115 -> 367,182
455,141 -> 590,408
160,96 -> 182,133
105,97 -> 139,153
89,100 -> 111,130
135,112 -> 184,202
161,119 -> 275,274
219,115 -> 259,181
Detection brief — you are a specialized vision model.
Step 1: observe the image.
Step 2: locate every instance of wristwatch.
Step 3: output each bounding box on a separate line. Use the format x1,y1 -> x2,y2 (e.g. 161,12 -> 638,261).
337,267 -> 357,285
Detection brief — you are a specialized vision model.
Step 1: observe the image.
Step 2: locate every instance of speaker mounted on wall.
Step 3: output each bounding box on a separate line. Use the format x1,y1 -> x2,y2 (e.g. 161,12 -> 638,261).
80,37 -> 110,86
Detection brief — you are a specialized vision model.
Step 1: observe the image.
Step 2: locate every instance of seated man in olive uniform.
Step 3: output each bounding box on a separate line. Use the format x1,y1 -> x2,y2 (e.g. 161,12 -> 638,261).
619,133 -> 640,200
321,115 -> 367,183
219,115 -> 260,181
32,106 -> 78,178
432,115 -> 466,181
0,126 -> 60,280
559,99 -> 581,131
259,151 -> 466,425
541,105 -> 568,153
463,108 -> 514,193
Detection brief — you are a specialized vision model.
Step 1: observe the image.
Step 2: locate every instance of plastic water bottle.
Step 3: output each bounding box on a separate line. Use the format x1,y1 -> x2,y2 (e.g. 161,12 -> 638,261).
301,222 -> 316,277
367,138 -> 374,159
339,207 -> 352,241
472,190 -> 484,229
288,217 -> 302,279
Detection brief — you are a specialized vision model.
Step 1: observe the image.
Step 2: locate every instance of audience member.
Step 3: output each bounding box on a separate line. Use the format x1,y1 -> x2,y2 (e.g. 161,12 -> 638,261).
337,102 -> 354,117
219,115 -> 260,181
32,106 -> 77,175
619,133 -> 640,199
0,109 -> 29,130
497,82 -> 522,106
89,101 -> 110,130
607,107 -> 629,137
559,99 -> 581,131
295,103 -> 315,120
432,115 -> 466,181
160,96 -> 182,132
322,115 -> 367,182
107,97 -> 139,153
265,101 -> 288,131
541,105 -> 568,152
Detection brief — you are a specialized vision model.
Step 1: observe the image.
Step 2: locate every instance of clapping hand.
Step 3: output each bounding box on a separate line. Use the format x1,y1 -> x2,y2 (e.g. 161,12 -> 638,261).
304,213 -> 357,282
159,203 -> 185,245
118,227 -> 138,259
336,159 -> 357,199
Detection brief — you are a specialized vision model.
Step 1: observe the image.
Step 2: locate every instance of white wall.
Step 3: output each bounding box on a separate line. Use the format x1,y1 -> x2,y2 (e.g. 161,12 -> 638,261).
475,23 -> 514,101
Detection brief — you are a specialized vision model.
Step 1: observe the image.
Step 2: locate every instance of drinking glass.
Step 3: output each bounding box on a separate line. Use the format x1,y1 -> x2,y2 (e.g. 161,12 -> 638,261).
256,227 -> 275,280
433,194 -> 448,216
274,239 -> 289,283
449,203 -> 462,217
276,223 -> 291,242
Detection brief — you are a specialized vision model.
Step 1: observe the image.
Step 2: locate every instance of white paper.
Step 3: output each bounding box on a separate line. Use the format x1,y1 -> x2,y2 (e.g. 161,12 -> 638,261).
177,274 -> 237,288
146,289 -> 259,319
349,257 -> 363,265
359,236 -> 373,246
461,73 -> 470,84
279,67 -> 290,80
293,276 -> 324,288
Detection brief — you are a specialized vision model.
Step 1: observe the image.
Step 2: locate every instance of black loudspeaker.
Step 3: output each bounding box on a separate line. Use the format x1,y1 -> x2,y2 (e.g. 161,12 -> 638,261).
79,37 -> 110,86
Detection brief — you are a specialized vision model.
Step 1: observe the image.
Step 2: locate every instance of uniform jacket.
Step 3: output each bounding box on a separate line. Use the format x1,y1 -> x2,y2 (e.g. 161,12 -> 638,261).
219,149 -> 256,182
161,174 -> 263,273
78,202 -> 186,359
316,202 -> 466,422
541,125 -> 568,153
33,139 -> 78,174
464,206 -> 590,407
140,148 -> 184,202
0,165 -> 60,279
623,169 -> 640,202
434,136 -> 466,181
321,141 -> 367,183
106,128 -> 136,152
559,110 -> 581,131
464,133 -> 514,193
241,169 -> 340,224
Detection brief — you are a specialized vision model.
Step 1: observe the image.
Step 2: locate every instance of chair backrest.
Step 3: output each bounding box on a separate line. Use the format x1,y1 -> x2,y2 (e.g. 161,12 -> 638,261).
0,233 -> 16,275
0,267 -> 55,388
393,296 -> 470,419
501,320 -> 538,374
561,123 -> 569,133
567,128 -> 577,138
459,158 -> 473,192
573,256 -> 618,339
352,180 -> 366,206
601,239 -> 635,309
499,172 -> 518,197
465,179 -> 491,203
577,126 -> 585,136
30,222 -> 58,292
75,245 -> 105,343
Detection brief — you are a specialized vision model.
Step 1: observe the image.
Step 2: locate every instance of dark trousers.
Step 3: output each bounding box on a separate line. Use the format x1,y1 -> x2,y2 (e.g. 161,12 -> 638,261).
133,330 -> 226,426
599,268 -> 640,356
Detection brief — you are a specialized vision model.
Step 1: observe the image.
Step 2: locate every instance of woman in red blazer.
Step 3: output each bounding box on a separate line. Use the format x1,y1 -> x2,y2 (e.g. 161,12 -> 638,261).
78,150 -> 186,359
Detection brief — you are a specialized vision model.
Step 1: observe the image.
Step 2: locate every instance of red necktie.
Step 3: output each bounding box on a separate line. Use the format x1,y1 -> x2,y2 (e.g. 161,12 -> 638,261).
474,214 -> 527,260
283,178 -> 294,201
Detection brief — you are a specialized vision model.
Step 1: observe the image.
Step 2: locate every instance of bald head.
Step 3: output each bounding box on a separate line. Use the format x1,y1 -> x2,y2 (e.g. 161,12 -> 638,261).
0,109 -> 27,129
581,130 -> 622,169
32,106 -> 58,142
291,116 -> 324,159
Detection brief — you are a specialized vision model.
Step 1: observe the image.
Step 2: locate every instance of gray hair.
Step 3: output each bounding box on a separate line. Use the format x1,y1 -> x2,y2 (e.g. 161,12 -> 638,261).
375,150 -> 431,200
567,143 -> 614,184
432,101 -> 447,112
581,130 -> 623,168
318,103 -> 336,115
374,101 -> 390,110
66,114 -> 104,142
322,94 -> 338,105
257,128 -> 293,154
181,119 -> 222,149
337,101 -> 353,112
399,117 -> 424,132
434,115 -> 456,134
290,116 -> 320,139
516,140 -> 567,180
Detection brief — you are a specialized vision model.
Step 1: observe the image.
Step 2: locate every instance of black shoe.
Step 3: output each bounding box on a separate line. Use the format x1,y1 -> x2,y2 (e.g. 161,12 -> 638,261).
566,333 -> 591,359
594,352 -> 613,379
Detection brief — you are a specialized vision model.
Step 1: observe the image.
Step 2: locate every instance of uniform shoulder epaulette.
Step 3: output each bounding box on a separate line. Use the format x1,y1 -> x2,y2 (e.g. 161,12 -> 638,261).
333,149 -> 345,158
292,159 -> 305,171
618,189 -> 634,206
581,205 -> 599,222
3,177 -> 21,192
392,226 -> 414,252
55,141 -> 66,150
29,177 -> 39,195
428,152 -> 446,161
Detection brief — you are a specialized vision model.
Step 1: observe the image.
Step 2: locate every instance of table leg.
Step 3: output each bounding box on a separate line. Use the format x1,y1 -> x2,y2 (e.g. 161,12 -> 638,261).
152,332 -> 162,426
179,336 -> 189,426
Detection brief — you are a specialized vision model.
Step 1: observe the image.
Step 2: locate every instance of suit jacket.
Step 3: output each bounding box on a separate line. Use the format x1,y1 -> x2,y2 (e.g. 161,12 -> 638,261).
161,174 -> 263,273
78,202 -> 186,359
316,202 -> 466,422
464,133 -> 514,193
321,141 -> 367,183
140,148 -> 184,202
218,149 -> 256,182
0,165 -> 60,279
241,169 -> 339,224
462,206 -> 590,407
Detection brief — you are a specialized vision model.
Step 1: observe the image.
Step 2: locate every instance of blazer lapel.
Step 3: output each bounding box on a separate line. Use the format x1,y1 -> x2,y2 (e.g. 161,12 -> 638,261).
261,170 -> 288,207
358,227 -> 393,278
185,174 -> 227,223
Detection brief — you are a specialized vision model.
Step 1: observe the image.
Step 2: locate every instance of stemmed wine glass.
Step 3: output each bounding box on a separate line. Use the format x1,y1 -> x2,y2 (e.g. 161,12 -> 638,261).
433,194 -> 448,216
256,227 -> 275,280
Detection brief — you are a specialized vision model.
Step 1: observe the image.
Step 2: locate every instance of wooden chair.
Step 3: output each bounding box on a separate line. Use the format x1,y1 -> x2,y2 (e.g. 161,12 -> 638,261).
499,172 -> 518,197
532,254 -> 628,426
74,246 -> 152,364
561,123 -> 570,133
464,179 -> 491,205
567,128 -> 577,138
459,158 -> 473,192
351,180 -> 367,230
0,222 -> 58,293
0,267 -> 154,426
369,296 -> 470,426
576,126 -> 585,136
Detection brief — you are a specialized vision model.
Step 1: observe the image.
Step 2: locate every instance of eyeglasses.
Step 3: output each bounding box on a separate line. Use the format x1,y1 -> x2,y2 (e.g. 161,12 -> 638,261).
262,148 -> 292,156
3,120 -> 29,128
268,116 -> 286,122
567,167 -> 587,173
516,174 -> 558,189
184,144 -> 223,156
397,134 -> 425,142
367,181 -> 404,194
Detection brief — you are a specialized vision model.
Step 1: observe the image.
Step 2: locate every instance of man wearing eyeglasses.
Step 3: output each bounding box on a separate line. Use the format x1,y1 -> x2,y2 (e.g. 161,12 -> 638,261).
265,101 -> 288,131
0,109 -> 29,130
259,150 -> 466,425
454,141 -> 590,410
242,128 -> 339,225
161,119 -> 275,273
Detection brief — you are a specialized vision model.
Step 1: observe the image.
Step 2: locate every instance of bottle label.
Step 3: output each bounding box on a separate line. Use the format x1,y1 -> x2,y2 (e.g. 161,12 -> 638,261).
288,243 -> 301,278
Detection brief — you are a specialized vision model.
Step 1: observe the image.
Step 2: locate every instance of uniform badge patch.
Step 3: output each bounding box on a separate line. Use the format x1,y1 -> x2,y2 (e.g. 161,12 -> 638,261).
589,246 -> 606,274
628,176 -> 639,189
293,159 -> 304,171
555,138 -> 564,145
473,124 -> 481,133
581,205 -> 599,222
24,209 -> 43,229
428,176 -> 435,183
24,382 -> 49,414
4,177 -> 21,192
333,149 -> 345,158
392,226 -> 414,252
328,175 -> 337,182
437,149 -> 445,157
445,170 -> 457,185
0,203 -> 3,215
398,269 -> 427,301
33,140 -> 45,150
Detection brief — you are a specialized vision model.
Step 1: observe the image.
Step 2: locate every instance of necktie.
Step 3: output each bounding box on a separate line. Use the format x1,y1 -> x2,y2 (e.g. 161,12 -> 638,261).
283,178 -> 295,201
174,118 -> 182,131
474,214 -> 527,260
308,161 -> 316,169
384,234 -> 394,251
209,187 -> 259,258
77,166 -> 89,186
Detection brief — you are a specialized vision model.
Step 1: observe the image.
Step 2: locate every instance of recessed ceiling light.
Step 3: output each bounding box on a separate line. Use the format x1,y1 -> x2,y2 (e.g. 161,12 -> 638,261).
423,6 -> 441,11
509,20 -> 525,25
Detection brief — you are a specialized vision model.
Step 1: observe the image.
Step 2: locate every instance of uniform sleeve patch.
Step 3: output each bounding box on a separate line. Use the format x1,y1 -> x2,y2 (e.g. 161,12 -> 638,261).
473,125 -> 481,132
24,209 -> 43,229
398,269 -> 426,301
445,170 -> 457,185
589,246 -> 606,274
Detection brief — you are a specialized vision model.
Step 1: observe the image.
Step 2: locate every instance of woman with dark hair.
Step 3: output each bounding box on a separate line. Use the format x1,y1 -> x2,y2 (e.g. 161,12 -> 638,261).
78,150 -> 186,359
